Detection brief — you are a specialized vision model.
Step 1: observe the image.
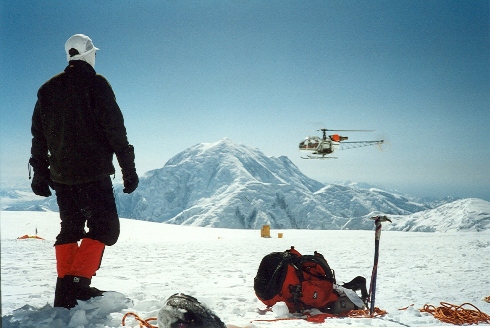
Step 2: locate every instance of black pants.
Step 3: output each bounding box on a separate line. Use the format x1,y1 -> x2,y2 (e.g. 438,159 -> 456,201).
53,177 -> 120,246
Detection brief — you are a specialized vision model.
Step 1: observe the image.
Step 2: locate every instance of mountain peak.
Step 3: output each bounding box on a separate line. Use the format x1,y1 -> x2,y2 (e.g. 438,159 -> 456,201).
5,139 -> 487,232
112,140 -> 490,231
117,140 -> 325,226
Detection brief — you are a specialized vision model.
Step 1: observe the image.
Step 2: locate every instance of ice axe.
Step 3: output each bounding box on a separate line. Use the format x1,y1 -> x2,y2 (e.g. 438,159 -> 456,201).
369,215 -> 391,316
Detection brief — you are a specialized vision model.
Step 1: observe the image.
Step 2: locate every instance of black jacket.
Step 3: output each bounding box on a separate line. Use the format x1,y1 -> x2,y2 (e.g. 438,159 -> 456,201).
31,60 -> 135,185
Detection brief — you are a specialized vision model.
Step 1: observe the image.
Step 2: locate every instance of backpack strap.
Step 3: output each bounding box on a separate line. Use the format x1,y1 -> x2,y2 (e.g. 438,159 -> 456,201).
286,253 -> 334,311
314,251 -> 336,283
297,254 -> 336,284
286,255 -> 305,313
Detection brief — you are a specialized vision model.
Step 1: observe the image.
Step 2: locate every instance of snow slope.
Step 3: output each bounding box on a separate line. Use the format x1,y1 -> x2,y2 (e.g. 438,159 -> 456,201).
386,198 -> 490,232
2,211 -> 490,327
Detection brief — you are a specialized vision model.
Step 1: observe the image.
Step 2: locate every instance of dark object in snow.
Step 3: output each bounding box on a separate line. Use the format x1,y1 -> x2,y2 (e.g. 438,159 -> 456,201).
157,293 -> 226,328
54,275 -> 105,308
342,276 -> 369,305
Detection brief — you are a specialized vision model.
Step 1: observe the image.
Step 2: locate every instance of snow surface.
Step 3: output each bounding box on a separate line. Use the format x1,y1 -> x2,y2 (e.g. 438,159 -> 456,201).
2,211 -> 490,327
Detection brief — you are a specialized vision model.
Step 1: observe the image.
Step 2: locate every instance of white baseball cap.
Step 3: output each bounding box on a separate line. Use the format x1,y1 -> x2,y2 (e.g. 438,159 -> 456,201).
65,34 -> 99,68
65,34 -> 99,57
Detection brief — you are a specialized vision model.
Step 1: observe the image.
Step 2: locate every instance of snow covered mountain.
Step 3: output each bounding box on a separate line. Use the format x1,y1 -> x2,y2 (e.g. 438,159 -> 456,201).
115,139 -> 329,229
386,198 -> 490,232
3,139 -> 489,231
0,189 -> 57,211
314,184 -> 430,218
113,139 -> 490,231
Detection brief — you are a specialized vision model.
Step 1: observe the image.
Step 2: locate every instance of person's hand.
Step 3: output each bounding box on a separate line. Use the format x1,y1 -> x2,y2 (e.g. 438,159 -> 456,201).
31,173 -> 52,197
116,145 -> 138,193
122,169 -> 138,194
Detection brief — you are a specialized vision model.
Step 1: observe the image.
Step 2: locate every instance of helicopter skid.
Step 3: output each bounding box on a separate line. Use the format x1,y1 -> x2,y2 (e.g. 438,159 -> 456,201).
301,155 -> 338,160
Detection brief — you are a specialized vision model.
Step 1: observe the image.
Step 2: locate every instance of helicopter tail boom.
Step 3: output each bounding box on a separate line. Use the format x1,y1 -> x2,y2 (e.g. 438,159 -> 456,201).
339,140 -> 384,150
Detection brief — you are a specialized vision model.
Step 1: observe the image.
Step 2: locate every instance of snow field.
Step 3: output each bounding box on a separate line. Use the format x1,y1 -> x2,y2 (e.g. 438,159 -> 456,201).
2,211 -> 490,327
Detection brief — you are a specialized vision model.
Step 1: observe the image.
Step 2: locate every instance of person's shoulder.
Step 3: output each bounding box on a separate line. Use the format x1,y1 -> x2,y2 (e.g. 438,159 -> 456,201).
94,74 -> 113,88
38,71 -> 66,92
93,74 -> 117,98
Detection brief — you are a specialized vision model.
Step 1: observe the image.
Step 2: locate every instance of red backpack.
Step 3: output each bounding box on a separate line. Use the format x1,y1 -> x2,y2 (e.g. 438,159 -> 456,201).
254,246 -> 338,312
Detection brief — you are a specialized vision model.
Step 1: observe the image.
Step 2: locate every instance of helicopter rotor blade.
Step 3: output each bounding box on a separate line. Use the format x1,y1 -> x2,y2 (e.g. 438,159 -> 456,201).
318,128 -> 375,132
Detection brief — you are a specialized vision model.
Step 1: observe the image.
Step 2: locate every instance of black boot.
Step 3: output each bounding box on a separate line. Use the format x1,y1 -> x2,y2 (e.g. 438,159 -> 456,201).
53,277 -> 77,309
64,275 -> 105,301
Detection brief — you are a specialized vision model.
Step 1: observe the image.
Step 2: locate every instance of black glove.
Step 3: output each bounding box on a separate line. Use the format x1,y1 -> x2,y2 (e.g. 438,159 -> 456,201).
29,157 -> 52,197
122,169 -> 138,194
116,145 -> 138,194
31,173 -> 52,197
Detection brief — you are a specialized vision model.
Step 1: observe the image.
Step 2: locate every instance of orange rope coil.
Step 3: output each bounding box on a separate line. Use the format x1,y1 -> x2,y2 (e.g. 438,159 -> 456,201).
345,306 -> 387,318
253,306 -> 387,323
122,312 -> 158,328
420,302 -> 490,325
123,301 -> 490,327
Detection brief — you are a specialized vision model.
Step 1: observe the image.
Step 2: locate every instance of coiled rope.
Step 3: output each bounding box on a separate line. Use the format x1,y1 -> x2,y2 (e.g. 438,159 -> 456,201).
345,306 -> 388,318
122,301 -> 490,326
122,312 -> 158,328
253,306 -> 387,323
420,302 -> 490,325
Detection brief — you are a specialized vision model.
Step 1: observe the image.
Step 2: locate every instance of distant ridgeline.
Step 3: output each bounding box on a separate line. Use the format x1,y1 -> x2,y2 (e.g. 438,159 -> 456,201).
2,140 -> 489,232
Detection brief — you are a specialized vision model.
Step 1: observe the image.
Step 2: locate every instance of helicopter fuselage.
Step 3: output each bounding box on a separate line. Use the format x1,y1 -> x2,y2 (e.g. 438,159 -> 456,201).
299,134 -> 346,155
298,128 -> 383,159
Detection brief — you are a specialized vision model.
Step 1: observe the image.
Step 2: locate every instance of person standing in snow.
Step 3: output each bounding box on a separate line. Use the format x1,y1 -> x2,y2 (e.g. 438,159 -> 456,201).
29,34 -> 139,309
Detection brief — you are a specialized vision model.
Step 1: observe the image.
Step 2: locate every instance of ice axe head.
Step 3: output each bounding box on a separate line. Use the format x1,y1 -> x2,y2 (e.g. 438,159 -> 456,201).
370,215 -> 392,223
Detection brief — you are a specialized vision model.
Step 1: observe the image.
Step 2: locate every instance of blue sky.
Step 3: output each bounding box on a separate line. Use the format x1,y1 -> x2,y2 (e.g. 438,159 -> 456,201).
1,0 -> 489,201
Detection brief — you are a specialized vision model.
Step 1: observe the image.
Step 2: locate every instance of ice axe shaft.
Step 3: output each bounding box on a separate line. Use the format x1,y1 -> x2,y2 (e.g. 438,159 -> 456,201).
369,215 -> 391,316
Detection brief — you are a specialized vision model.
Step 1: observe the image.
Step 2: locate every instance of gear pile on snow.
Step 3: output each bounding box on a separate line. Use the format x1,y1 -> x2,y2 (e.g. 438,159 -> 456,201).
254,246 -> 367,314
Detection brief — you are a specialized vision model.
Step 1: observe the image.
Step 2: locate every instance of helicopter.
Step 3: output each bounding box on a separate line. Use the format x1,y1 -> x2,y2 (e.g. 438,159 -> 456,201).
299,128 -> 384,159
